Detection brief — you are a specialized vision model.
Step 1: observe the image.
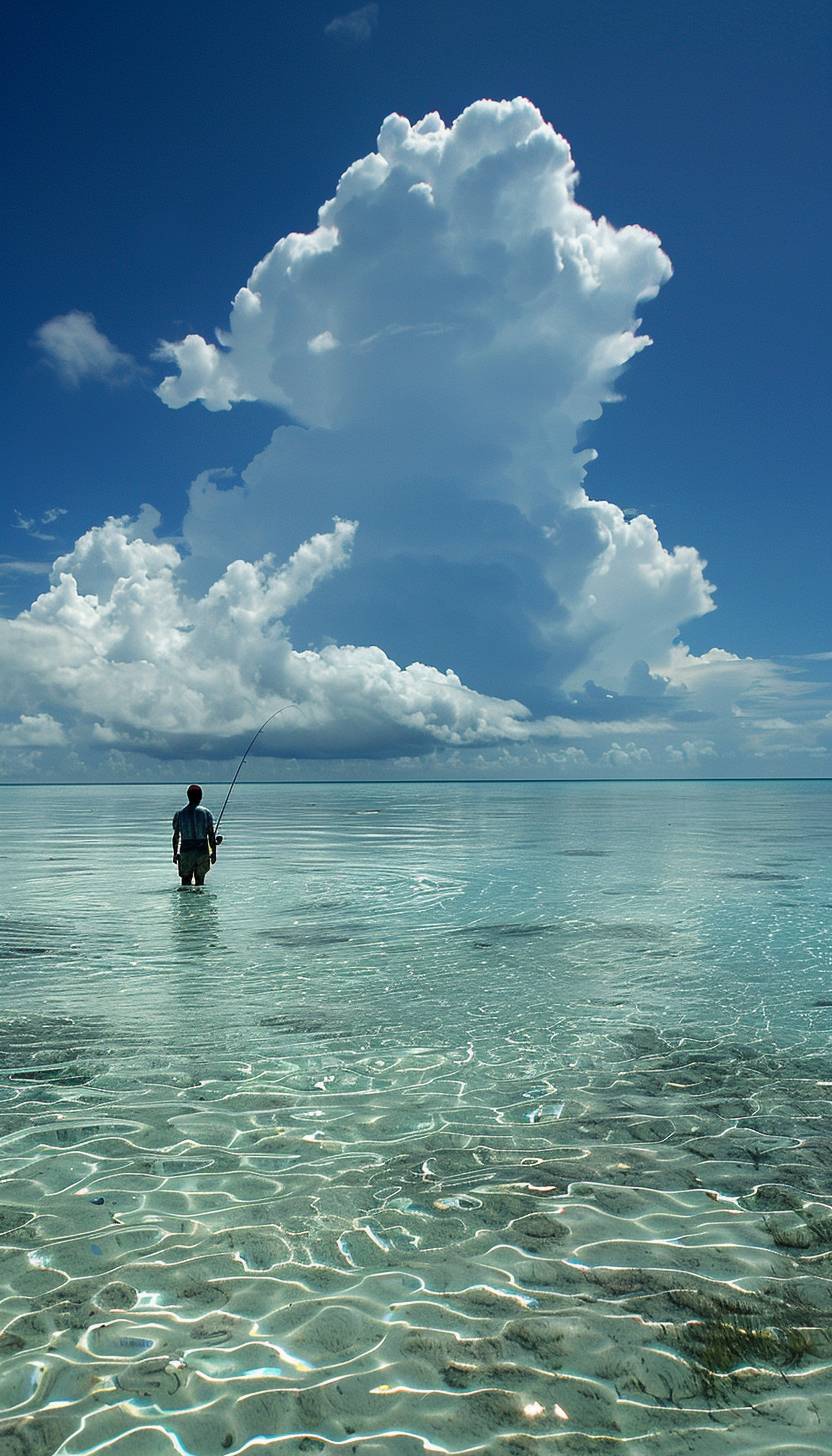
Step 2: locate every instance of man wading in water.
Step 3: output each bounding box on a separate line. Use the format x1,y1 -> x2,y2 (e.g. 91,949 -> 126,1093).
172,784 -> 218,888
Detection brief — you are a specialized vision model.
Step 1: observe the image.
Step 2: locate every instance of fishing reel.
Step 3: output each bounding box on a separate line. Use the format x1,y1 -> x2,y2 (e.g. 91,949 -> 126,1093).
216,835 -> 224,844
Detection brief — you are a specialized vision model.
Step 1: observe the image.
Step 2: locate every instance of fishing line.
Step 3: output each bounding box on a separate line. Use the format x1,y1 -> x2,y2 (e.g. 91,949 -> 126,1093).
215,701 -> 299,836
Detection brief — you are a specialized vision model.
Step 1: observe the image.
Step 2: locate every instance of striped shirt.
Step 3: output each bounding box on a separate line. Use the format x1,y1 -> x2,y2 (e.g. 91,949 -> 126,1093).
173,805 -> 214,851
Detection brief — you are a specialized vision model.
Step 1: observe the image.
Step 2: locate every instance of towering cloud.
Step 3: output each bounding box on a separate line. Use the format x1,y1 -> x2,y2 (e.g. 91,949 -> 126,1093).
158,99 -> 713,708
3,100 -> 825,776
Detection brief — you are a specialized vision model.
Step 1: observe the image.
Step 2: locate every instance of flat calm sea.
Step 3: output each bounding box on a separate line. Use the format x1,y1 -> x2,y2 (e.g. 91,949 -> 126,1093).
1,780 -> 831,1454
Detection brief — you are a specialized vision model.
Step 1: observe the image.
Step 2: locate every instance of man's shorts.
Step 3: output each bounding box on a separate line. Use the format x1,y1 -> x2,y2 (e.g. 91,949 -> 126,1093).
178,849 -> 211,878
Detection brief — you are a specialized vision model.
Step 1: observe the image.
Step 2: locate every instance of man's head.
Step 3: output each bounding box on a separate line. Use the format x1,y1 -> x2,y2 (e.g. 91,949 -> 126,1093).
186,784 -> 203,805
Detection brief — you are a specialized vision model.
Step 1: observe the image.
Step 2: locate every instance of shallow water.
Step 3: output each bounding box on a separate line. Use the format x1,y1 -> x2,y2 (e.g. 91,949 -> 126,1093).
1,779 -> 831,1455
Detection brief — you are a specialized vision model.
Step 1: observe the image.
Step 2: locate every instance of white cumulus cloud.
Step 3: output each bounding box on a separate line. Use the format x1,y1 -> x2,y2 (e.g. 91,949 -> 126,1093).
156,99 -> 713,719
7,100 -> 828,778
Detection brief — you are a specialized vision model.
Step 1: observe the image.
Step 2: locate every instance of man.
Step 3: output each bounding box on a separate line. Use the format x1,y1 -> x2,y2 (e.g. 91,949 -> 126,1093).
172,784 -> 217,888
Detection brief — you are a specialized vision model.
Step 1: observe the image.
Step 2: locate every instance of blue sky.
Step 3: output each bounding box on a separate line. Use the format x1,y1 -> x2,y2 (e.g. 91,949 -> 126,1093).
1,0 -> 830,779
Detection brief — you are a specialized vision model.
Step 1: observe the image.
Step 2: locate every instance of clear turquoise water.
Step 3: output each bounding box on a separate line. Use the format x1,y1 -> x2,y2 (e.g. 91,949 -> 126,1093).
1,780 -> 831,1454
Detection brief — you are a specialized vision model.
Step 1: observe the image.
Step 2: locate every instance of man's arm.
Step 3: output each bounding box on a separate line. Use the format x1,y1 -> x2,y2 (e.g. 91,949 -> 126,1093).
172,813 -> 180,863
208,814 -> 217,863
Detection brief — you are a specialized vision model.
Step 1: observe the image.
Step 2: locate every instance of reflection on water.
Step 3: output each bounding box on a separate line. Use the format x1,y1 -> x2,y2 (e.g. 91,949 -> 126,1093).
0,780 -> 831,1453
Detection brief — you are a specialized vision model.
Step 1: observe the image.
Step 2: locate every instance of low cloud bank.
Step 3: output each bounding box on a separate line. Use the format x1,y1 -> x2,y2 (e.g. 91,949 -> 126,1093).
0,512 -> 534,762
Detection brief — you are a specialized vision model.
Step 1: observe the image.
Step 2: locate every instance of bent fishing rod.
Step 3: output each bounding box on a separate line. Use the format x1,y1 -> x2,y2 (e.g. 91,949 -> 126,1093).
214,702 -> 298,839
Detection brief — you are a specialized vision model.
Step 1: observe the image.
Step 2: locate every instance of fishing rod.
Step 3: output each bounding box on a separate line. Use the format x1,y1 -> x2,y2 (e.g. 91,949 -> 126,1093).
214,702 -> 298,838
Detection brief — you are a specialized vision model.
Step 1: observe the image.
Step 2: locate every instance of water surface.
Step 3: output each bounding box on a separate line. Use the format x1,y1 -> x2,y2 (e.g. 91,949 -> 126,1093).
1,780 -> 831,1454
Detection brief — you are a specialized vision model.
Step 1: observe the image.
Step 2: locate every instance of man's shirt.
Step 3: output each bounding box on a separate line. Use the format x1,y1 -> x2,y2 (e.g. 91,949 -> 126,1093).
173,805 -> 215,850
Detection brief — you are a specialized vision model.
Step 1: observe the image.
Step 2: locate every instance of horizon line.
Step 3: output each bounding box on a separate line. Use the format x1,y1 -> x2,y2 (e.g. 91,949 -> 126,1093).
1,776 -> 831,787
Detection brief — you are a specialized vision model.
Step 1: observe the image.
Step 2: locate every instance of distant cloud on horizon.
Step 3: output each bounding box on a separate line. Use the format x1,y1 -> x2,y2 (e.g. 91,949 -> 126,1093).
324,3 -> 378,43
33,310 -> 138,387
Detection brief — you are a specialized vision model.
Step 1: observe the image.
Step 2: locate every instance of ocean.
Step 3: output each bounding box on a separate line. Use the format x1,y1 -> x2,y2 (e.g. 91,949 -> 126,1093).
1,779 -> 831,1453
